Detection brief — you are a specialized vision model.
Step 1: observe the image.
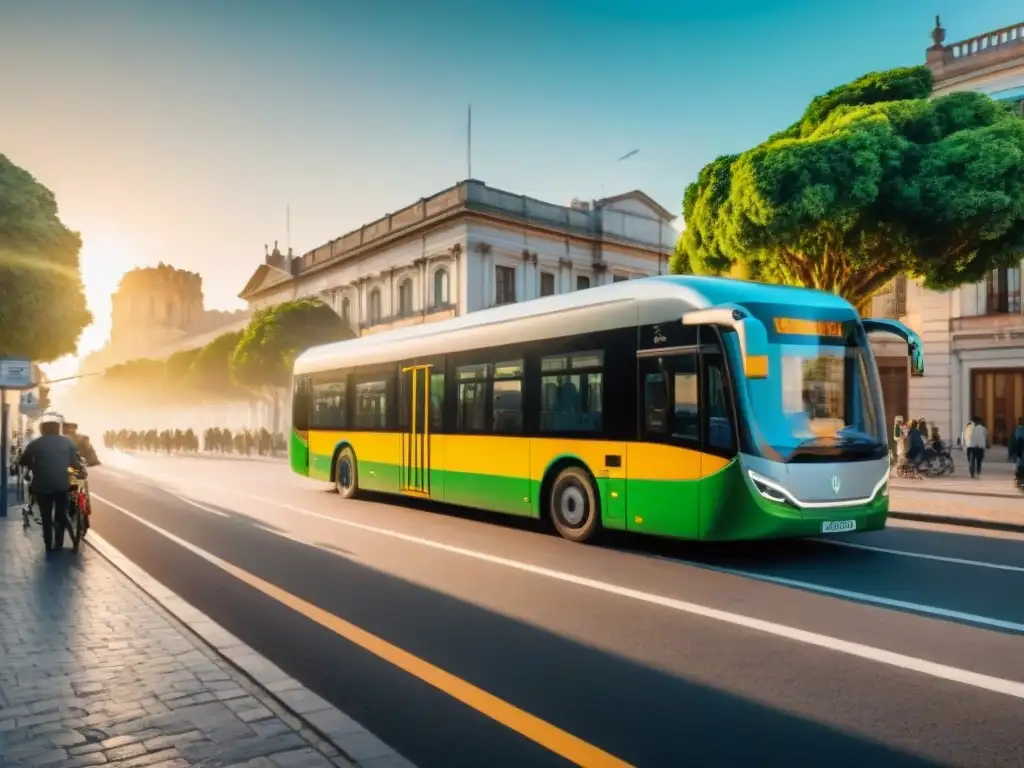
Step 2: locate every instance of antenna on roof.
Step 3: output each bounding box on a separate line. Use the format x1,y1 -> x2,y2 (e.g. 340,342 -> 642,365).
286,204 -> 291,251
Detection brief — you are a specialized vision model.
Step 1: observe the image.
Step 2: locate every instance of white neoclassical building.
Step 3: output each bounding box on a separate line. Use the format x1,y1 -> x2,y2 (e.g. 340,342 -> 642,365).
867,17 -> 1024,450
238,179 -> 677,336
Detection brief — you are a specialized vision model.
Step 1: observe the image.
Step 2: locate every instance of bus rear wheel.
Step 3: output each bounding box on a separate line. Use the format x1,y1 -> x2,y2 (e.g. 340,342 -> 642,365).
549,466 -> 599,543
335,447 -> 359,499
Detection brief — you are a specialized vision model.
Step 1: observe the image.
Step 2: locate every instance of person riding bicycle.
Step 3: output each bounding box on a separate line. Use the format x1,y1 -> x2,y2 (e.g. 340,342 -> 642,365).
62,421 -> 101,467
18,411 -> 86,553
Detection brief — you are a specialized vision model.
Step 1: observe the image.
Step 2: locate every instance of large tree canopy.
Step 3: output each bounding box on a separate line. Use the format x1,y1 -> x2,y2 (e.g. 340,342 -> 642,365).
0,155 -> 91,361
184,330 -> 244,397
677,66 -> 1024,306
230,298 -> 354,390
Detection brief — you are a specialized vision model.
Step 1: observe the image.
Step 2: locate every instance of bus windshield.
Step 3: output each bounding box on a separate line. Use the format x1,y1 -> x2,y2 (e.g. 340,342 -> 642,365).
744,329 -> 887,462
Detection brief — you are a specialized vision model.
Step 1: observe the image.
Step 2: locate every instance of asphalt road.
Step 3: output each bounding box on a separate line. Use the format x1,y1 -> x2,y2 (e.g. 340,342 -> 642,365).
83,451 -> 1024,767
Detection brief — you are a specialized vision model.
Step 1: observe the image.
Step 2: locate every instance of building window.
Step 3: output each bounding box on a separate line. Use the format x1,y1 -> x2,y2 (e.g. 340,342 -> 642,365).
985,266 -> 1021,314
433,268 -> 449,307
613,274 -> 628,283
496,265 -> 516,305
341,297 -> 351,325
576,275 -> 591,291
398,279 -> 413,316
368,289 -> 382,324
540,272 -> 555,297
492,360 -> 524,433
540,351 -> 604,432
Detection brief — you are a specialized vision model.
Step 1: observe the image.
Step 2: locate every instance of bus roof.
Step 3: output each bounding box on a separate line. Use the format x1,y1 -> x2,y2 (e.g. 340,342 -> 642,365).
294,275 -> 853,375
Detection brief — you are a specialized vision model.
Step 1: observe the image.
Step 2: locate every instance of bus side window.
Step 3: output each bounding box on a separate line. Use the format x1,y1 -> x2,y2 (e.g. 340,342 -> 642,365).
430,372 -> 445,431
703,355 -> 735,453
644,372 -> 668,434
292,376 -> 311,432
457,364 -> 489,432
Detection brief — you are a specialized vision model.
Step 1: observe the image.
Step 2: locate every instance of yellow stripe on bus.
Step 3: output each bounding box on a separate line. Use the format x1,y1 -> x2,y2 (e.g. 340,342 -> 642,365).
308,431 -> 726,482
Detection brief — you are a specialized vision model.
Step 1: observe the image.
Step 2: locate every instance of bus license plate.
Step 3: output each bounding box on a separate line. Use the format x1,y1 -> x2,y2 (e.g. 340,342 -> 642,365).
821,520 -> 856,534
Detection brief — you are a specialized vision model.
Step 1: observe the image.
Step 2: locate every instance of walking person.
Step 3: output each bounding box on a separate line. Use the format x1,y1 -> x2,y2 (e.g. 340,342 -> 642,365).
965,416 -> 989,479
17,412 -> 85,554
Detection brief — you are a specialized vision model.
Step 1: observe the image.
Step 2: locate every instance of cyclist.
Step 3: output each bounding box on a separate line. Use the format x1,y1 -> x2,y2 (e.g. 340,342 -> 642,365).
18,411 -> 85,553
62,421 -> 101,467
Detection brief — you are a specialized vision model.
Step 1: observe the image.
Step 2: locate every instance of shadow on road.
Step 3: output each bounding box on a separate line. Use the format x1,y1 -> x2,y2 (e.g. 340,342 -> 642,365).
89,504 -> 979,768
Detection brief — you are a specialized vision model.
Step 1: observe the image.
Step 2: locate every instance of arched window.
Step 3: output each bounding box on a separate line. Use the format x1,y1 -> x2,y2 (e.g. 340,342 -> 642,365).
433,268 -> 449,307
398,279 -> 413,315
368,289 -> 382,324
341,297 -> 351,325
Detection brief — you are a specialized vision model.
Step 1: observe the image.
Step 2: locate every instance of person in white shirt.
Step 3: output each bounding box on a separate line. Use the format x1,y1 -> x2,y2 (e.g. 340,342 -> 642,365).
965,417 -> 989,478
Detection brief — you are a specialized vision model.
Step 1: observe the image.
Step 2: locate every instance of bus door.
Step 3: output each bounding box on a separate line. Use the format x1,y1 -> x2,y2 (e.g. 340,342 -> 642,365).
399,364 -> 432,497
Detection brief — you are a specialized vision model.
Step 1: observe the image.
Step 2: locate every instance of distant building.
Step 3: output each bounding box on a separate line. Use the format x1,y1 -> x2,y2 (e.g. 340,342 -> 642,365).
237,179 -> 677,336
868,17 -> 1024,448
80,263 -> 250,374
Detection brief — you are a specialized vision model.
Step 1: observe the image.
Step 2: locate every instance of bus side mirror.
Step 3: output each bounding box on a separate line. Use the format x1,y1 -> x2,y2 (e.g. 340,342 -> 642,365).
682,305 -> 769,379
861,318 -> 924,377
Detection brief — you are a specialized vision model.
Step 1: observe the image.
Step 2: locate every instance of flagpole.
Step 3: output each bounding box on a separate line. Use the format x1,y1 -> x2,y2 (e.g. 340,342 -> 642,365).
467,104 -> 472,179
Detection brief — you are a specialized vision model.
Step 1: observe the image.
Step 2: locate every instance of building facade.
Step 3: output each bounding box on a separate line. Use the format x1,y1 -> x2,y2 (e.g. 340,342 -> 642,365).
80,264 -> 250,375
238,180 -> 677,337
869,18 -> 1024,448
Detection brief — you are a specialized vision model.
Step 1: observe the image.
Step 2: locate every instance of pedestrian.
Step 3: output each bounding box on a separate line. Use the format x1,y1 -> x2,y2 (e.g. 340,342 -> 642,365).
18,411 -> 86,553
965,416 -> 988,479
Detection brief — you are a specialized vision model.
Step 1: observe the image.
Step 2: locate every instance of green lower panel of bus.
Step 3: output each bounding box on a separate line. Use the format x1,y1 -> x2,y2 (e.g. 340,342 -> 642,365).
296,429 -> 887,541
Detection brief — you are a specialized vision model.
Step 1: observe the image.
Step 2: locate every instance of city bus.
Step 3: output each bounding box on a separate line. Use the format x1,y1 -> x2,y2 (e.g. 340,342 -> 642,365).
289,275 -> 923,543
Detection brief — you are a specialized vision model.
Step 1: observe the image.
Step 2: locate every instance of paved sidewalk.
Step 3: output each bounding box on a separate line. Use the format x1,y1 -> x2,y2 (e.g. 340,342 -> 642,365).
889,471 -> 1024,532
0,516 -> 369,768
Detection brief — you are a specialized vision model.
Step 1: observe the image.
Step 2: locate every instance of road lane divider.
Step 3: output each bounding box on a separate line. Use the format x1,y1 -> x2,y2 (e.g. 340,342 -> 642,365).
91,493 -> 633,768
812,538 -> 1024,572
165,491 -> 229,518
640,553 -> 1024,634
98,471 -> 1024,700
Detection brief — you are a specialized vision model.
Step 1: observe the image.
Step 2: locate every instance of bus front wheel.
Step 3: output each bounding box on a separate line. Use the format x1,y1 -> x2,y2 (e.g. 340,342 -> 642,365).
335,447 -> 359,499
549,466 -> 599,543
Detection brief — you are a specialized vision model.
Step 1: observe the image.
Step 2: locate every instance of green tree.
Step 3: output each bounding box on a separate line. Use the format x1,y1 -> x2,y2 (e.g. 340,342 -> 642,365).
185,330 -> 244,397
229,298 -> 354,390
0,155 -> 92,361
165,346 -> 202,389
676,66 -> 1024,307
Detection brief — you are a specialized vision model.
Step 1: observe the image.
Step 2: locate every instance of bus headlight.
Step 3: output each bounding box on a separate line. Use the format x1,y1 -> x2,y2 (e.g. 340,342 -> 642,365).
747,470 -> 795,506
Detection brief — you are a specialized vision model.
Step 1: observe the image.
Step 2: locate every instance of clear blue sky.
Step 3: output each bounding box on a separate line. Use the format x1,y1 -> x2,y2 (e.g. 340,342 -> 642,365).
0,0 -> 1019,369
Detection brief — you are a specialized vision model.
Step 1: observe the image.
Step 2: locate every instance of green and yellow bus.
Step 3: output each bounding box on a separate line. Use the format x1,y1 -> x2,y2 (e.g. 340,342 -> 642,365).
289,275 -> 923,543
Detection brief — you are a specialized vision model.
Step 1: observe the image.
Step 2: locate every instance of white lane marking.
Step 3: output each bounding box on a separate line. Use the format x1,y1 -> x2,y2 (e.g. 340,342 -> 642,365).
165,491 -> 229,518
639,553 -> 1024,634
813,538 -> 1024,573
92,491 -> 1024,702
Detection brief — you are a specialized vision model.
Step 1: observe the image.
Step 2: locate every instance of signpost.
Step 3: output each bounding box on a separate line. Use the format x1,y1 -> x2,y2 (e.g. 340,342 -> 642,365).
1,357 -> 35,518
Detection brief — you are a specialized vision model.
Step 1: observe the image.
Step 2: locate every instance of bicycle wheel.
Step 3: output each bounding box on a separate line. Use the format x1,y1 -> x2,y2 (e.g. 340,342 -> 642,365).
66,496 -> 83,553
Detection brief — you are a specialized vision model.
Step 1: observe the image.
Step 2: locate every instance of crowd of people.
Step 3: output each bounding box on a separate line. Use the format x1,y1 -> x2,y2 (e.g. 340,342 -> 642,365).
102,427 -> 287,456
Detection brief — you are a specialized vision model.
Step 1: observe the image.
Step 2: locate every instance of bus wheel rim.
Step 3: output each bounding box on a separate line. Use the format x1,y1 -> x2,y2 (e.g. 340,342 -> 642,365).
560,485 -> 586,527
340,460 -> 352,489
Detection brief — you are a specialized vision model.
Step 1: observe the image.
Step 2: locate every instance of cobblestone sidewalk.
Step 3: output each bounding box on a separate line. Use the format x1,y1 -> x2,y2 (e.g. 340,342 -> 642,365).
0,516 -> 354,767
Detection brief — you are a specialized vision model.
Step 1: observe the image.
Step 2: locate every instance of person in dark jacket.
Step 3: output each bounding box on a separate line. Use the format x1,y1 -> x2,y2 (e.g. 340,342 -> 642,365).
19,412 -> 85,553
906,420 -> 927,477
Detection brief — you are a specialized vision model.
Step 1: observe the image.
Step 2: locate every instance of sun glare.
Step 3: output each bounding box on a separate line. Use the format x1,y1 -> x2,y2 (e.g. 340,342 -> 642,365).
40,229 -> 143,383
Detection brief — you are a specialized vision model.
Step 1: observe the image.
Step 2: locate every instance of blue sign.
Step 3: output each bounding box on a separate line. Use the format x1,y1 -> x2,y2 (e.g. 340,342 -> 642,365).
0,357 -> 34,390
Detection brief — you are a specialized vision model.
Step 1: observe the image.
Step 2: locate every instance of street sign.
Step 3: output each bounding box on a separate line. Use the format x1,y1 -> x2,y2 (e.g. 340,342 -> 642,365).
0,357 -> 34,390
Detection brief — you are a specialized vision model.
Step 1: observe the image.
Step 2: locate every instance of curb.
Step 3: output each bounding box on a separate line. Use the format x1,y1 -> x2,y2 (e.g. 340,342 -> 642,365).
86,531 -> 416,768
890,485 -> 1019,500
889,511 -> 1024,534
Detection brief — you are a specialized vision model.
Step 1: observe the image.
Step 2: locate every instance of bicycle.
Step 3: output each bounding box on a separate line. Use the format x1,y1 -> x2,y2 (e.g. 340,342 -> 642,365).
65,468 -> 89,553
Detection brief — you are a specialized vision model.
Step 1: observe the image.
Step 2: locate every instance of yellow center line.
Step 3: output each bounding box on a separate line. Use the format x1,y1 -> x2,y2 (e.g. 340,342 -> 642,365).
92,493 -> 633,768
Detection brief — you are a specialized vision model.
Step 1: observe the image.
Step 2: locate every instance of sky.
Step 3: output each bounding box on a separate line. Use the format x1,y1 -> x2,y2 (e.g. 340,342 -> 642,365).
0,0 -> 1019,380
